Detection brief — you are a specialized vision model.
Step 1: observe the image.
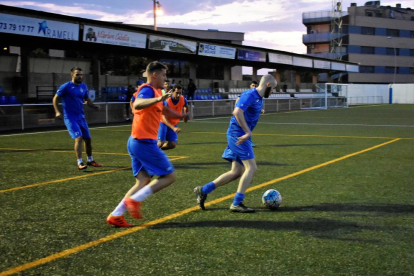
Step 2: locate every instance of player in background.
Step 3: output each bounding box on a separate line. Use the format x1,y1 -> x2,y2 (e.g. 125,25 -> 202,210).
194,74 -> 277,213
53,67 -> 102,170
107,61 -> 188,227
162,80 -> 170,96
158,83 -> 189,150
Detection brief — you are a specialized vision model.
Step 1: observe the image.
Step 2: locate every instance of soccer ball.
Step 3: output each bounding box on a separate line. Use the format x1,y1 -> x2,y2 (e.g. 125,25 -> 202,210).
262,189 -> 282,209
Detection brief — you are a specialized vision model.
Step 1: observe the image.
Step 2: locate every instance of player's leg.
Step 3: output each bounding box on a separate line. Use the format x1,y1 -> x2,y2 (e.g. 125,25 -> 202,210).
157,122 -> 168,149
79,118 -> 101,167
74,137 -> 85,168
194,161 -> 243,210
64,118 -> 87,169
229,158 -> 257,213
124,140 -> 175,219
160,127 -> 178,150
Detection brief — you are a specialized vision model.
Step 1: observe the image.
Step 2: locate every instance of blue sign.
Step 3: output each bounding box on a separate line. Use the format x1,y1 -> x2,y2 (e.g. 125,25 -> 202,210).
237,49 -> 266,62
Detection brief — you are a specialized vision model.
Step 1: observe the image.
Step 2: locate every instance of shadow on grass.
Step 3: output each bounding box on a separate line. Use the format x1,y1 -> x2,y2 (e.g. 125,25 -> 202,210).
174,161 -> 288,170
151,203 -> 414,243
271,143 -> 344,148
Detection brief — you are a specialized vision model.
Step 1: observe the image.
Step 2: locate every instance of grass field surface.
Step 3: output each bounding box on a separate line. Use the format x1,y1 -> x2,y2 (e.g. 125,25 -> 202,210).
0,104 -> 413,276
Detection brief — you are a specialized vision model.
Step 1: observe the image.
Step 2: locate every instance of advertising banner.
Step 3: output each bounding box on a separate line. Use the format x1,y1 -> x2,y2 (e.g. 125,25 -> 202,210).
293,56 -> 313,68
198,43 -> 236,59
331,62 -> 346,71
346,64 -> 359,72
268,53 -> 293,65
148,35 -> 197,54
0,13 -> 79,40
237,49 -> 266,62
313,59 -> 331,69
83,25 -> 146,48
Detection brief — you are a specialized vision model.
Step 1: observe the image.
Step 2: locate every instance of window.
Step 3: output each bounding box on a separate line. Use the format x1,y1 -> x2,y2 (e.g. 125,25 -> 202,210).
410,68 -> 414,74
361,27 -> 375,35
360,66 -> 374,73
410,49 -> 414,57
410,31 -> 414,38
366,12 -> 373,17
385,67 -> 396,74
361,46 -> 375,54
386,48 -> 399,55
386,29 -> 399,37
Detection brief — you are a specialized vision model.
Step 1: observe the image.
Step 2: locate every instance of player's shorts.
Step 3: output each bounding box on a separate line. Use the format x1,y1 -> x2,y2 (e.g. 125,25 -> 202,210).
157,122 -> 178,143
64,117 -> 91,139
222,135 -> 255,165
127,136 -> 175,177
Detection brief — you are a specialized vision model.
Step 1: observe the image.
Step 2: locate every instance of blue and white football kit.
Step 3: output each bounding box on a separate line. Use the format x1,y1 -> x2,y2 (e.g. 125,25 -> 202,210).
56,81 -> 91,139
222,88 -> 263,165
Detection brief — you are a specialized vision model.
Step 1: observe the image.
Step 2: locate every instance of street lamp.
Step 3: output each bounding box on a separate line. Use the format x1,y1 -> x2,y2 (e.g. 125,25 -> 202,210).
386,36 -> 396,85
153,0 -> 162,31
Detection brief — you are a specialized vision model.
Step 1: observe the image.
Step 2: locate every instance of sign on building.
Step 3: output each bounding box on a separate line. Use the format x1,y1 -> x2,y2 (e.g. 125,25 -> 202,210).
237,49 -> 266,62
83,25 -> 146,48
0,13 -> 79,40
268,53 -> 293,65
148,35 -> 197,54
198,43 -> 236,59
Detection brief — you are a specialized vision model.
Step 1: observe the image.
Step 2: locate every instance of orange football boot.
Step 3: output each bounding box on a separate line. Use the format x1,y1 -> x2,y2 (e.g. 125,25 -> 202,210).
124,198 -> 143,220
106,214 -> 133,227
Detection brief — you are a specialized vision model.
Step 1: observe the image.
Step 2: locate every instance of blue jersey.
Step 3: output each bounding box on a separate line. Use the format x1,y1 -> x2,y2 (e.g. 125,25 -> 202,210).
56,81 -> 89,119
227,88 -> 262,136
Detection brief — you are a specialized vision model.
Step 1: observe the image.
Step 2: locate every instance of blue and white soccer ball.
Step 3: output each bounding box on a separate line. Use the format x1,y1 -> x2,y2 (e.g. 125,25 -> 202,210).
262,189 -> 282,209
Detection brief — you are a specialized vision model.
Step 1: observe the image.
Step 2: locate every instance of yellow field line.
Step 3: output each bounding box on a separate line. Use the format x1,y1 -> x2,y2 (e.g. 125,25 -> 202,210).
0,157 -> 188,194
191,131 -> 413,140
0,138 -> 400,276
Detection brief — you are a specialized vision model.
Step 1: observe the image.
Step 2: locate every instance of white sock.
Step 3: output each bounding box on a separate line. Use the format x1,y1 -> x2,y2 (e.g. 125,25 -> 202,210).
77,158 -> 83,165
111,199 -> 127,216
87,156 -> 93,162
130,185 -> 153,202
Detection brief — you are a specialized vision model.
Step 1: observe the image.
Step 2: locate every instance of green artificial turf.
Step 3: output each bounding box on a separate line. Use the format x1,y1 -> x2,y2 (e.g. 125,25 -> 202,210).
0,104 -> 413,276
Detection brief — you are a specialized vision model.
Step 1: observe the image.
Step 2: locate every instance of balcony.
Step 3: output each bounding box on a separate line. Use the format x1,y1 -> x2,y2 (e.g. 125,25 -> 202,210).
302,32 -> 345,44
303,10 -> 348,24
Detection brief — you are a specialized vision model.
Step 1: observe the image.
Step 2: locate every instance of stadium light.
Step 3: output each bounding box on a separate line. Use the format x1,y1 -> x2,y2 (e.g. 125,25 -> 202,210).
153,0 -> 163,31
386,36 -> 396,85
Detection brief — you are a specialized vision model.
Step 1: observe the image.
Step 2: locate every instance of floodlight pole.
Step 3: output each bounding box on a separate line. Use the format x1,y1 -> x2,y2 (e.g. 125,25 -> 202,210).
153,0 -> 157,31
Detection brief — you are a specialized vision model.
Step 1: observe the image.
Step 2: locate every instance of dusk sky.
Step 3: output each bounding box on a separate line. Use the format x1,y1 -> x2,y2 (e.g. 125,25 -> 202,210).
1,0 -> 412,55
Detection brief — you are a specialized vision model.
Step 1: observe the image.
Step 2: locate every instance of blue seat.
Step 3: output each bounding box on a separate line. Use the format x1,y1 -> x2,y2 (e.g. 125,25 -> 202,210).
208,88 -> 212,93
0,95 -> 8,105
9,95 -> 18,104
118,94 -> 127,102
196,95 -> 201,100
208,95 -> 212,100
0,86 -> 4,93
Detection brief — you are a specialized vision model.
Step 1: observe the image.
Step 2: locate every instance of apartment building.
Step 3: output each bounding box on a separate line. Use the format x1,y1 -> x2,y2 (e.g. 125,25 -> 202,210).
303,1 -> 414,83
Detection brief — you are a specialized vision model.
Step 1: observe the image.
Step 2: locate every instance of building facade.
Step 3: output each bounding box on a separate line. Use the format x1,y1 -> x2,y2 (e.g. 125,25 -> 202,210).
303,1 -> 414,83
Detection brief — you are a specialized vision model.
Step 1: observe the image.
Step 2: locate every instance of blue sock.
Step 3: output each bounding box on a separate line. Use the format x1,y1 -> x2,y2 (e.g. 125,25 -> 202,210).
201,182 -> 216,194
232,192 -> 245,206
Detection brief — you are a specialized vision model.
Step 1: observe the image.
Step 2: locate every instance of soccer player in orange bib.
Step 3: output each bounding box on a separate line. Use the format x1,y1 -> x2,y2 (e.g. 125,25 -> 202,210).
158,83 -> 189,150
107,61 -> 188,227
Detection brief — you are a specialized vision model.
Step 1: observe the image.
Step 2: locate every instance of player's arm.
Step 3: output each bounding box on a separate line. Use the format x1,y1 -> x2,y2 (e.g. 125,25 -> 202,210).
162,105 -> 188,121
52,94 -> 62,119
233,108 -> 251,146
134,92 -> 171,110
162,115 -> 180,133
85,98 -> 99,110
183,99 -> 189,123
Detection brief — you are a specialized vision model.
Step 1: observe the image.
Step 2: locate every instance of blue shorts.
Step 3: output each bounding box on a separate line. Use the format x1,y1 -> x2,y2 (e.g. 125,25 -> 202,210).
222,135 -> 255,165
64,117 -> 91,139
157,122 -> 178,143
127,136 -> 175,177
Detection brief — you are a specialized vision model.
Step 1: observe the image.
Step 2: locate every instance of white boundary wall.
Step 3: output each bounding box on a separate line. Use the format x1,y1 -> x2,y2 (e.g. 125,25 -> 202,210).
391,84 -> 414,104
347,84 -> 388,105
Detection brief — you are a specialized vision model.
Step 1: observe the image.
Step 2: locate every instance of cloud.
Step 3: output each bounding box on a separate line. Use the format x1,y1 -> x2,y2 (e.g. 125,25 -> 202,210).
245,31 -> 306,54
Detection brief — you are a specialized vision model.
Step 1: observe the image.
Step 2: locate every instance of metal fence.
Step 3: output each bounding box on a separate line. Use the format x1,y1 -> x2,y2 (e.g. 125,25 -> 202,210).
0,97 -> 349,131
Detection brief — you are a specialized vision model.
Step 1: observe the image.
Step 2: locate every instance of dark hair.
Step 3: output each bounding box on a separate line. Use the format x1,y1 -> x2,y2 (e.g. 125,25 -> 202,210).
71,67 -> 83,73
146,61 -> 168,74
251,81 -> 258,85
173,84 -> 183,90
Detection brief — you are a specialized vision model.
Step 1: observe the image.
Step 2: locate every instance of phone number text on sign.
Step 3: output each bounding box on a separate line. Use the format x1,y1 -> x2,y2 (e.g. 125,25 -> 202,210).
0,22 -> 34,32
